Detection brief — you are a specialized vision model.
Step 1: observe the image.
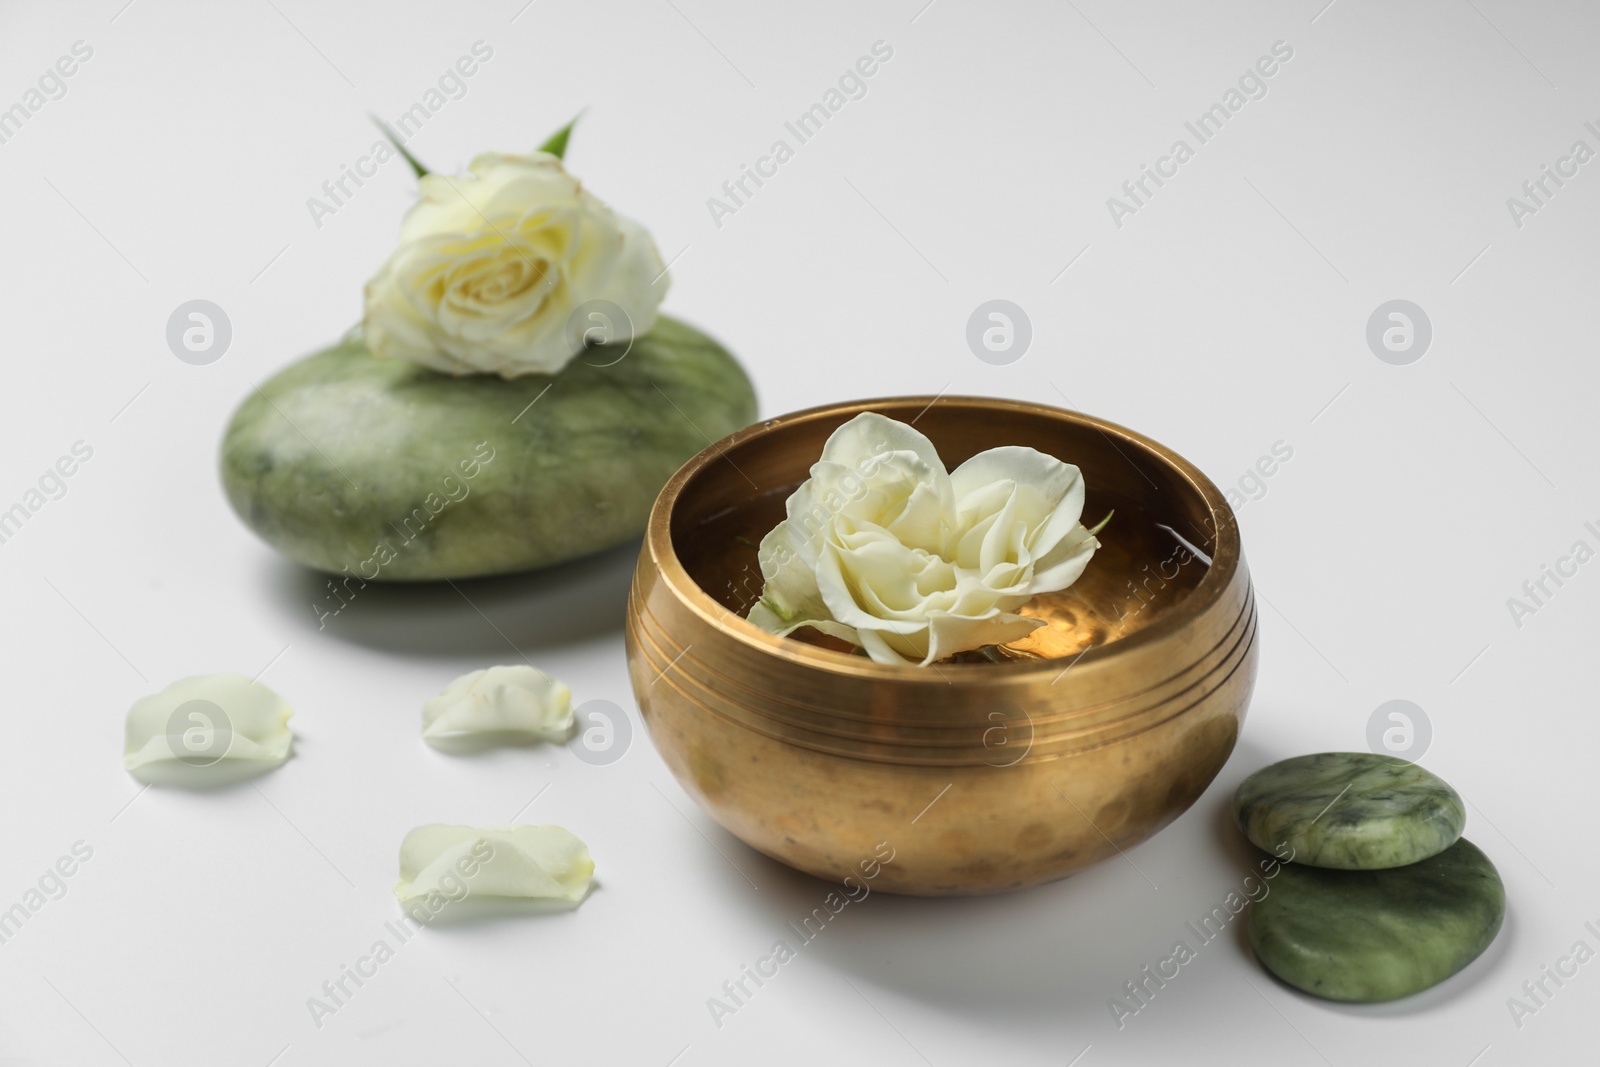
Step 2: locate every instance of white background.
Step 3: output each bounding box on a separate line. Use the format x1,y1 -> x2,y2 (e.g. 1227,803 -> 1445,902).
1,1 -> 1596,1064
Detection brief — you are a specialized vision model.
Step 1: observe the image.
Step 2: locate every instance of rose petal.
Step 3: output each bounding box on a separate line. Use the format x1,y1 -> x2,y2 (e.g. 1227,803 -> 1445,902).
123,674 -> 294,786
923,610 -> 1041,664
421,665 -> 573,745
952,446 -> 1086,554
1029,523 -> 1101,591
395,824 -> 594,915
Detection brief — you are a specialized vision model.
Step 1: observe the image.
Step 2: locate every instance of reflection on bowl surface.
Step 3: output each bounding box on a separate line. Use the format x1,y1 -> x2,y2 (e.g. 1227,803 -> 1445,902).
627,397 -> 1257,895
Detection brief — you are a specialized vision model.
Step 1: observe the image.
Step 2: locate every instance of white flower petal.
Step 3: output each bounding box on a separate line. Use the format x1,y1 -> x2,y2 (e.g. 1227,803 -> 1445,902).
953,446 -> 1086,552
747,523 -> 863,645
751,523 -> 807,612
421,665 -> 573,746
814,543 -> 929,634
123,674 -> 294,786
822,412 -> 945,476
395,825 -> 594,916
746,602 -> 860,645
1029,524 -> 1101,591
923,610 -> 1042,664
950,446 -> 1081,509
856,626 -> 933,666
973,485 -> 1029,582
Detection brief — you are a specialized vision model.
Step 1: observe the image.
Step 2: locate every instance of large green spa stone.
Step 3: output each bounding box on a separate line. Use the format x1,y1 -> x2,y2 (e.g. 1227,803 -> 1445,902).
1249,838 -> 1504,1002
1233,752 -> 1465,870
221,316 -> 757,580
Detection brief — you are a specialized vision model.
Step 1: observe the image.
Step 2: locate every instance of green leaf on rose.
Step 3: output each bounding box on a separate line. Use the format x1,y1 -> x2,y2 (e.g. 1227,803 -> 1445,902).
1087,510 -> 1114,537
538,112 -> 583,160
370,115 -> 429,178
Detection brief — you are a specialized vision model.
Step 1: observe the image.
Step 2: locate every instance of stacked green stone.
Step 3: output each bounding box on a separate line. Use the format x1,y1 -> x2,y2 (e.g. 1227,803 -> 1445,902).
1232,752 -> 1505,1002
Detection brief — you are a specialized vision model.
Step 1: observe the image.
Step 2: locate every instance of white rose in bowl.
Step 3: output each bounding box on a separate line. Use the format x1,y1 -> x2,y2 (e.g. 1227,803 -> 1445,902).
747,412 -> 1102,666
363,152 -> 668,378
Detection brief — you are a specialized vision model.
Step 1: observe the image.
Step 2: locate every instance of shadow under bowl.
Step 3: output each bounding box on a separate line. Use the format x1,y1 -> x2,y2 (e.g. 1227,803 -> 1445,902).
625,396 -> 1258,896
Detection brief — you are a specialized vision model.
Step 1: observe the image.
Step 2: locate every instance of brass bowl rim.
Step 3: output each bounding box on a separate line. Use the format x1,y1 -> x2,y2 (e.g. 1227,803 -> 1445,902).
645,395 -> 1239,684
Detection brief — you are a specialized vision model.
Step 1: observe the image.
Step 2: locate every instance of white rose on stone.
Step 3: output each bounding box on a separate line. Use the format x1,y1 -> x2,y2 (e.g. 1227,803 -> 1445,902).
363,151 -> 668,378
747,412 -> 1103,666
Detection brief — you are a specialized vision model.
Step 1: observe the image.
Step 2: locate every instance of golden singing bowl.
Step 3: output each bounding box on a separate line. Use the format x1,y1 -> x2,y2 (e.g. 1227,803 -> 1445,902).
625,396 -> 1257,895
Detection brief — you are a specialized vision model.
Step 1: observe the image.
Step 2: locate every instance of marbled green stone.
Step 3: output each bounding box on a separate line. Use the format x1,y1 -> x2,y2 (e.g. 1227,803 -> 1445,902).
220,316 -> 757,581
1233,752 -> 1465,870
1249,837 -> 1504,1002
